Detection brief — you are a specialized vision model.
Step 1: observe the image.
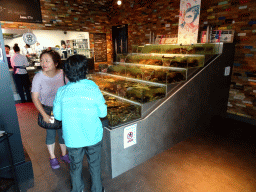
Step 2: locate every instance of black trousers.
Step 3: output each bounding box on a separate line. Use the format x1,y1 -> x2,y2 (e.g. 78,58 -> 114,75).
67,140 -> 103,192
13,74 -> 32,102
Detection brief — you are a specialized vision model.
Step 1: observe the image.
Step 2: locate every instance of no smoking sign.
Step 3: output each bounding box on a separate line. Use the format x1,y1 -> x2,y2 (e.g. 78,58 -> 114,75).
124,124 -> 137,149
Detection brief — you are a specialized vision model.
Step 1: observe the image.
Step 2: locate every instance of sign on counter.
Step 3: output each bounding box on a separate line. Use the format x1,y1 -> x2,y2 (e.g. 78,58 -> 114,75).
124,124 -> 137,149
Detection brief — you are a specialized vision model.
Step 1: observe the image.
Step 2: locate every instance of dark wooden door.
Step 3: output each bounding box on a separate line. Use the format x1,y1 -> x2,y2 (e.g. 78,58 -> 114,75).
112,24 -> 128,62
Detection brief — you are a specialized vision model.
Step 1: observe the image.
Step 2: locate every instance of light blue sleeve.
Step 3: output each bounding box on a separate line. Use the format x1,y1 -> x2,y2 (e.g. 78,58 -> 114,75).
53,88 -> 62,121
95,88 -> 107,118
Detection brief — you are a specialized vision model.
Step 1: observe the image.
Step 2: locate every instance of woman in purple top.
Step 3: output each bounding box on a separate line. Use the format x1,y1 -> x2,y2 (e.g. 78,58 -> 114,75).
31,49 -> 70,169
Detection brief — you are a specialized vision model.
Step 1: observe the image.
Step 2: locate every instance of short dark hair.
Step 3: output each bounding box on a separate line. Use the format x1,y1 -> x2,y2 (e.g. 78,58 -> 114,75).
64,55 -> 88,82
40,49 -> 61,69
5,45 -> 10,49
61,40 -> 66,46
13,44 -> 20,52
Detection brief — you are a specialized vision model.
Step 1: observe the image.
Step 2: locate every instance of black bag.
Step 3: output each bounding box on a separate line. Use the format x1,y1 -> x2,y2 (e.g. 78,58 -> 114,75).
100,117 -> 109,128
38,105 -> 62,129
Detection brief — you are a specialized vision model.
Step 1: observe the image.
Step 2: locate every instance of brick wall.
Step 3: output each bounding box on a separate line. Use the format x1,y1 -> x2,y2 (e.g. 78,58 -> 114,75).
200,0 -> 256,119
109,0 -> 180,51
109,0 -> 256,120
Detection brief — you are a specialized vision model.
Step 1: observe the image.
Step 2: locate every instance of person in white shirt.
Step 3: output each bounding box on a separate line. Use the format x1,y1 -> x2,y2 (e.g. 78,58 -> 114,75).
21,44 -> 33,56
60,41 -> 68,59
11,44 -> 32,103
34,42 -> 43,55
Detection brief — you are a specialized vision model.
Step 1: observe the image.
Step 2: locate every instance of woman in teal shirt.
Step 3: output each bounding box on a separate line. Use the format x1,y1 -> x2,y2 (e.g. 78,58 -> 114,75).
53,55 -> 107,192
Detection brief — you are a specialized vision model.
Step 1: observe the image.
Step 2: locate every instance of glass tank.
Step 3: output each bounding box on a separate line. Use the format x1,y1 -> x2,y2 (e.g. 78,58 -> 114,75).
87,73 -> 166,104
95,43 -> 223,128
103,93 -> 141,128
132,43 -> 222,55
116,54 -> 205,69
99,63 -> 187,84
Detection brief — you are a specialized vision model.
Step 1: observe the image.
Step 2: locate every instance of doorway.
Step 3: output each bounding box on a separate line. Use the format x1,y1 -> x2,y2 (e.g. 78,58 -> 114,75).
112,24 -> 128,62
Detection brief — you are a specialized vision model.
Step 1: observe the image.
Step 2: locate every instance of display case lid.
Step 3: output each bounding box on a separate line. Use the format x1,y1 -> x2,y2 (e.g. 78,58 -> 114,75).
97,72 -> 167,87
113,62 -> 188,72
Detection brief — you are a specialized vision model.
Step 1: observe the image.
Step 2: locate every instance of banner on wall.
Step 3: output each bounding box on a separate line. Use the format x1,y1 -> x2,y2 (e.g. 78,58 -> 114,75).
178,0 -> 201,45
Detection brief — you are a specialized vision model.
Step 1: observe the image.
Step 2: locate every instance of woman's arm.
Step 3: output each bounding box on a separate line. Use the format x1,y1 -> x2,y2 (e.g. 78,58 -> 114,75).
10,57 -> 15,68
53,89 -> 62,121
32,92 -> 51,123
96,89 -> 107,118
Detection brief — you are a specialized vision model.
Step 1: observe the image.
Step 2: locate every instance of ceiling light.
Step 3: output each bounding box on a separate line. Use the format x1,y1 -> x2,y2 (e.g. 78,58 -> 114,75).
117,0 -> 122,5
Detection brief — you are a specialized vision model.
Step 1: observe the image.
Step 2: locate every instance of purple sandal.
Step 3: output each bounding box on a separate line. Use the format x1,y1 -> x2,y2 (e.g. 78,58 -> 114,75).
50,158 -> 60,169
60,154 -> 71,163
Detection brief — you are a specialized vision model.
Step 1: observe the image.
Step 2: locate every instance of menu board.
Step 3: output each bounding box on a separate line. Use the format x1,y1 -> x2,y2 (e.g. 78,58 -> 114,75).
0,0 -> 42,23
94,33 -> 107,62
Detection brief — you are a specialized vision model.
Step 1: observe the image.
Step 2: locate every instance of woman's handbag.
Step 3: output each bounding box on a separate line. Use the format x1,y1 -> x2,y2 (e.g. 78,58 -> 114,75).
38,105 -> 62,129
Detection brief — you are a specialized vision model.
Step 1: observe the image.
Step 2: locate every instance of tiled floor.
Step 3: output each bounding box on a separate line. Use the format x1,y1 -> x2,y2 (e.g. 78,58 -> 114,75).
5,103 -> 256,191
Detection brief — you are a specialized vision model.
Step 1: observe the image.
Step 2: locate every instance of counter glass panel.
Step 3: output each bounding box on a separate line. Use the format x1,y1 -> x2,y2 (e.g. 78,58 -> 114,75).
103,93 -> 141,128
87,73 -> 166,104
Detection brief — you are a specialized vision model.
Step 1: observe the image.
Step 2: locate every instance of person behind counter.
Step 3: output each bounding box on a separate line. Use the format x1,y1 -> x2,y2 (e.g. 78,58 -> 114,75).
34,42 -> 43,55
53,55 -> 107,192
5,45 -> 12,69
31,49 -> 70,169
21,44 -> 33,56
61,40 -> 68,59
11,44 -> 32,103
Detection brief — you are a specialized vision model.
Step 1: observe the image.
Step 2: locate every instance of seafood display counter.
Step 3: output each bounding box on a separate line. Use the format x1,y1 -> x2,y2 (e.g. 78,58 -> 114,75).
102,93 -> 141,127
96,43 -> 222,129
100,43 -> 235,179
